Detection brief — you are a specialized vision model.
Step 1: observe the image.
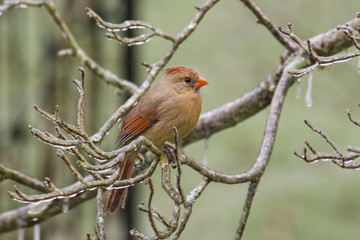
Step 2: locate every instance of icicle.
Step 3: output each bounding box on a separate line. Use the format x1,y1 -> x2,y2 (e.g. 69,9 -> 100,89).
17,218 -> 27,240
305,71 -> 313,107
33,224 -> 41,240
62,198 -> 70,213
295,78 -> 301,99
18,228 -> 25,240
17,4 -> 28,9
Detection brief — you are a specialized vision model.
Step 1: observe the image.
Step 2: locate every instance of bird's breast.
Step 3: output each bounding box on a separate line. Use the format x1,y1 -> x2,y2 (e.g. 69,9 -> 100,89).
142,92 -> 202,146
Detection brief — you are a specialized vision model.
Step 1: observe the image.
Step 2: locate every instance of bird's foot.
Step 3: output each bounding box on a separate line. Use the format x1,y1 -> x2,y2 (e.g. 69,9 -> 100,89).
159,143 -> 178,168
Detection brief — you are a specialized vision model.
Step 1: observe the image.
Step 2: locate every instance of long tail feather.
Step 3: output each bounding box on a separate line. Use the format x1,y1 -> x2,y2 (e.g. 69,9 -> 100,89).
105,150 -> 138,214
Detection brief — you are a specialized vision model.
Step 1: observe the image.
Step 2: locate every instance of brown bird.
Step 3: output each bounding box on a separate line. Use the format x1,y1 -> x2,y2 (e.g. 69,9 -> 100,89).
105,67 -> 208,213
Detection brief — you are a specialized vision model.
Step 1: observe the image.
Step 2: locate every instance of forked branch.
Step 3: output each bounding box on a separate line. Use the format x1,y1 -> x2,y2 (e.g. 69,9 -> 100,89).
294,115 -> 360,169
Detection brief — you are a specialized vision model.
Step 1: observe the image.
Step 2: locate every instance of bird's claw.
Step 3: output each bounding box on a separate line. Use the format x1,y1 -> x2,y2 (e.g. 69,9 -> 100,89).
159,143 -> 178,168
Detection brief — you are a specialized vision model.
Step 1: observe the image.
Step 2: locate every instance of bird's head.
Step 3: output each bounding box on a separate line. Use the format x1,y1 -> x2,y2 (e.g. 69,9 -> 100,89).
162,67 -> 208,93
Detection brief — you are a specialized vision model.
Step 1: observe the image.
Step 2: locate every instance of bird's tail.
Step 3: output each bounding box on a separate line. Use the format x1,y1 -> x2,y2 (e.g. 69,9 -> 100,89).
105,150 -> 139,214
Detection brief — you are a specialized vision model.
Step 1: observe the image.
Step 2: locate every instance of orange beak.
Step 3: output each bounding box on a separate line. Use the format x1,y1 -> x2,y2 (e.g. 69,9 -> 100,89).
193,76 -> 209,89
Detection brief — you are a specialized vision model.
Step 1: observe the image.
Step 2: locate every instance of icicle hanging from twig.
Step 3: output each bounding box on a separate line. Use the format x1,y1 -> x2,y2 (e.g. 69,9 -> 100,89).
295,78 -> 301,99
305,71 -> 313,107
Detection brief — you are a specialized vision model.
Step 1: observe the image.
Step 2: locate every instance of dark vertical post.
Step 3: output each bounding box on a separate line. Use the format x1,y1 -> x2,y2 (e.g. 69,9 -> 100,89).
124,0 -> 136,90
121,1 -> 137,239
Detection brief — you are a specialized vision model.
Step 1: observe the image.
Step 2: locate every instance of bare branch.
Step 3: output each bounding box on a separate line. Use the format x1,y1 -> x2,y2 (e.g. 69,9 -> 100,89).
96,188 -> 105,240
86,8 -> 176,43
0,164 -> 50,193
7,137 -> 161,203
160,154 -> 183,204
294,118 -> 360,169
304,119 -> 343,157
42,177 -> 59,192
180,154 -> 253,184
279,24 -> 360,77
172,177 -> 209,239
310,15 -> 360,56
144,178 -> 162,237
172,127 -> 186,202
337,25 -> 360,50
74,67 -> 85,132
345,108 -> 360,127
0,187 -> 96,233
234,181 -> 259,239
278,24 -> 309,51
0,0 -> 45,12
56,150 -> 85,183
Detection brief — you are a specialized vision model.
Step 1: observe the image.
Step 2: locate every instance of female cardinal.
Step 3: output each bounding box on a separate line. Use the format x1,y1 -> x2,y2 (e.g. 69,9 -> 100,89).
105,67 -> 208,213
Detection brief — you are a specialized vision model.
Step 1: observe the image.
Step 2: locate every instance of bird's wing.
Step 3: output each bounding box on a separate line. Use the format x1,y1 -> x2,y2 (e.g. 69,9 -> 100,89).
116,108 -> 160,146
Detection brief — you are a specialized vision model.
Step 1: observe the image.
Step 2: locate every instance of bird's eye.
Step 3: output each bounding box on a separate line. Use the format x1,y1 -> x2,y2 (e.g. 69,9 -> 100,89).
184,78 -> 191,83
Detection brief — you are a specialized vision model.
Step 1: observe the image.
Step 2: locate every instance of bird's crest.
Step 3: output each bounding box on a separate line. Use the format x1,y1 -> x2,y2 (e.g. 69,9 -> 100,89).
164,67 -> 187,75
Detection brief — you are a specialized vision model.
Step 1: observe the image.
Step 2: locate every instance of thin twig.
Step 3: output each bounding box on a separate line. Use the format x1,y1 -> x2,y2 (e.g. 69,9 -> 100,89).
0,184 -> 97,233
0,164 -> 50,193
96,188 -> 105,240
345,109 -> 360,127
303,119 -> 343,157
43,177 -> 59,192
0,0 -> 45,12
233,181 -> 259,240
56,149 -> 85,183
74,67 -> 85,132
28,125 -> 79,148
172,178 -> 210,239
279,23 -> 360,77
337,25 -> 360,50
293,149 -> 359,163
160,154 -> 183,204
172,127 -> 185,202
145,178 -> 161,237
138,204 -> 172,229
7,147 -> 160,203
294,119 -> 360,169
86,8 -> 176,43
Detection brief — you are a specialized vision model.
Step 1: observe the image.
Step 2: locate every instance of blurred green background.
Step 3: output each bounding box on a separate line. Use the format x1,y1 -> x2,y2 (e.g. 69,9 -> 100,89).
1,0 -> 360,239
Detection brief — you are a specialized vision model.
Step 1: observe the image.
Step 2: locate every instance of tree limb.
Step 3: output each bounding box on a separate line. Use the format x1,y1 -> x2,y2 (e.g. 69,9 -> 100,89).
0,164 -> 50,194
0,181 -> 96,233
183,15 -> 360,146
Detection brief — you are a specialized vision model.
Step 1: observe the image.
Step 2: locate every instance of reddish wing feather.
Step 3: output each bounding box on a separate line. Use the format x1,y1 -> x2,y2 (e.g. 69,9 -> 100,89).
117,109 -> 159,146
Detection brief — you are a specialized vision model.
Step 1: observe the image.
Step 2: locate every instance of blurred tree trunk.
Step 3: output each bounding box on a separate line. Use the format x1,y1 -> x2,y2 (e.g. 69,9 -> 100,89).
113,1 -> 138,239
